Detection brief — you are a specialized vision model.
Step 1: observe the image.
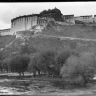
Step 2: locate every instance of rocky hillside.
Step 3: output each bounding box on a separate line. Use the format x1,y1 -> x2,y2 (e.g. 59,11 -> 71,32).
2,33 -> 96,58
42,22 -> 96,39
0,35 -> 15,49
1,22 -> 96,57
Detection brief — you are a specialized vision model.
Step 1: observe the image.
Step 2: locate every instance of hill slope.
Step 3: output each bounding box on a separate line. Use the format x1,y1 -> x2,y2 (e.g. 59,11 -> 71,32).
0,35 -> 15,49
42,23 -> 96,39
2,23 -> 96,57
2,34 -> 96,58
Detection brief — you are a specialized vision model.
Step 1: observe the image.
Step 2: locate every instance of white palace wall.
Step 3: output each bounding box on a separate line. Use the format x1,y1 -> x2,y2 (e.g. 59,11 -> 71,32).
11,15 -> 38,34
2,14 -> 96,36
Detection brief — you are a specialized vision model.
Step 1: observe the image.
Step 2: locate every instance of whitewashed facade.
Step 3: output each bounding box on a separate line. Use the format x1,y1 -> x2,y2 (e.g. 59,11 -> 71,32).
11,14 -> 52,34
11,15 -> 38,34
0,29 -> 14,36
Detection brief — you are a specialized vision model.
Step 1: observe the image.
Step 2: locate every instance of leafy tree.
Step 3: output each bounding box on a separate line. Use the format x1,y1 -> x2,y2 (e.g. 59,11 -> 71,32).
28,50 -> 57,77
0,51 -> 8,72
40,8 -> 63,21
0,51 -> 5,60
20,43 -> 36,55
28,53 -> 43,77
2,57 -> 11,72
56,51 -> 71,66
60,52 -> 96,86
0,60 -> 3,72
55,50 -> 71,75
40,50 -> 57,76
10,55 -> 30,76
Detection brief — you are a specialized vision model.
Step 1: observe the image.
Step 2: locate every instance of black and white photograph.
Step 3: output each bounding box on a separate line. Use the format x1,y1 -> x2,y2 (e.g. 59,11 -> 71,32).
0,2 -> 96,96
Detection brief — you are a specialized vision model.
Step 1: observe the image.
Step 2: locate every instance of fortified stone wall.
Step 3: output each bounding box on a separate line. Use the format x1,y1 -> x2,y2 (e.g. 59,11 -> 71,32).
2,13 -> 96,36
11,14 -> 54,34
75,15 -> 94,23
11,15 -> 38,34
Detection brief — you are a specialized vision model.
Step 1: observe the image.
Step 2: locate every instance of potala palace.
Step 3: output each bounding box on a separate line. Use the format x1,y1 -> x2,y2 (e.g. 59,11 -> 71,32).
1,8 -> 96,37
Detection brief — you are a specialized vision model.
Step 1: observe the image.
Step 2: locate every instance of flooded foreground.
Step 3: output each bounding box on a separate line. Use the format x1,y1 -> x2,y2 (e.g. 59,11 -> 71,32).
0,73 -> 96,96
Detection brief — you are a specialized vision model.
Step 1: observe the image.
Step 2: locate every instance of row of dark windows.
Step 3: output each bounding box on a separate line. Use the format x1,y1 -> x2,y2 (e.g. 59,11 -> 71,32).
80,16 -> 92,19
37,20 -> 47,24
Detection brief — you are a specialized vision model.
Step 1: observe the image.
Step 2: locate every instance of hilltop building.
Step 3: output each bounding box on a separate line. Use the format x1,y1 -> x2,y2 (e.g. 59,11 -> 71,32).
11,14 -> 39,34
75,15 -> 94,24
0,28 -> 13,36
93,15 -> 96,23
1,8 -> 96,36
62,14 -> 75,24
11,14 -> 55,35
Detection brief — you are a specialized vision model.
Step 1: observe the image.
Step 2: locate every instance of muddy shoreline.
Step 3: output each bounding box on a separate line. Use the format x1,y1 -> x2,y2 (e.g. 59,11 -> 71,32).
0,73 -> 96,96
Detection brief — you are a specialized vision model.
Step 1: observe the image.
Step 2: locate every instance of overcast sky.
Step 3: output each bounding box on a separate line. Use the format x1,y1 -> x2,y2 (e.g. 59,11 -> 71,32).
0,2 -> 96,29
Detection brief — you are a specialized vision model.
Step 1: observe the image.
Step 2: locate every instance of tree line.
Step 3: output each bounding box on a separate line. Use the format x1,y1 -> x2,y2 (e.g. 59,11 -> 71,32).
0,43 -> 96,87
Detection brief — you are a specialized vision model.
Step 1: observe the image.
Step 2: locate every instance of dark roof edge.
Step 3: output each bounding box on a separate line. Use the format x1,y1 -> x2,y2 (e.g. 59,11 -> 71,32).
11,14 -> 40,22
63,14 -> 74,16
75,15 -> 93,17
0,28 -> 11,31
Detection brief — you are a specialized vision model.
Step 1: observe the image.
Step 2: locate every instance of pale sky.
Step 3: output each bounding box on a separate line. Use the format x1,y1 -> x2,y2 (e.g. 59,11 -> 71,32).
0,2 -> 96,29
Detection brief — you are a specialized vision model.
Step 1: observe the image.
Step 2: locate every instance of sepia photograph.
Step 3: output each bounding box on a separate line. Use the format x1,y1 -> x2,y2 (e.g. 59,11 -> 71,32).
0,2 -> 96,95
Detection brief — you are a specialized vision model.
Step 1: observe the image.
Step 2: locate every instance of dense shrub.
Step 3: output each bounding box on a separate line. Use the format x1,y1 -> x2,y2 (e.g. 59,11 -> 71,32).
2,57 -> 11,72
0,52 -> 11,72
60,52 -> 96,86
28,53 -> 42,77
55,50 -> 71,75
56,51 -> 71,66
40,50 -> 57,76
20,43 -> 36,55
0,60 -> 3,72
39,8 -> 63,21
0,51 -> 5,60
28,50 -> 57,77
9,55 -> 30,76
